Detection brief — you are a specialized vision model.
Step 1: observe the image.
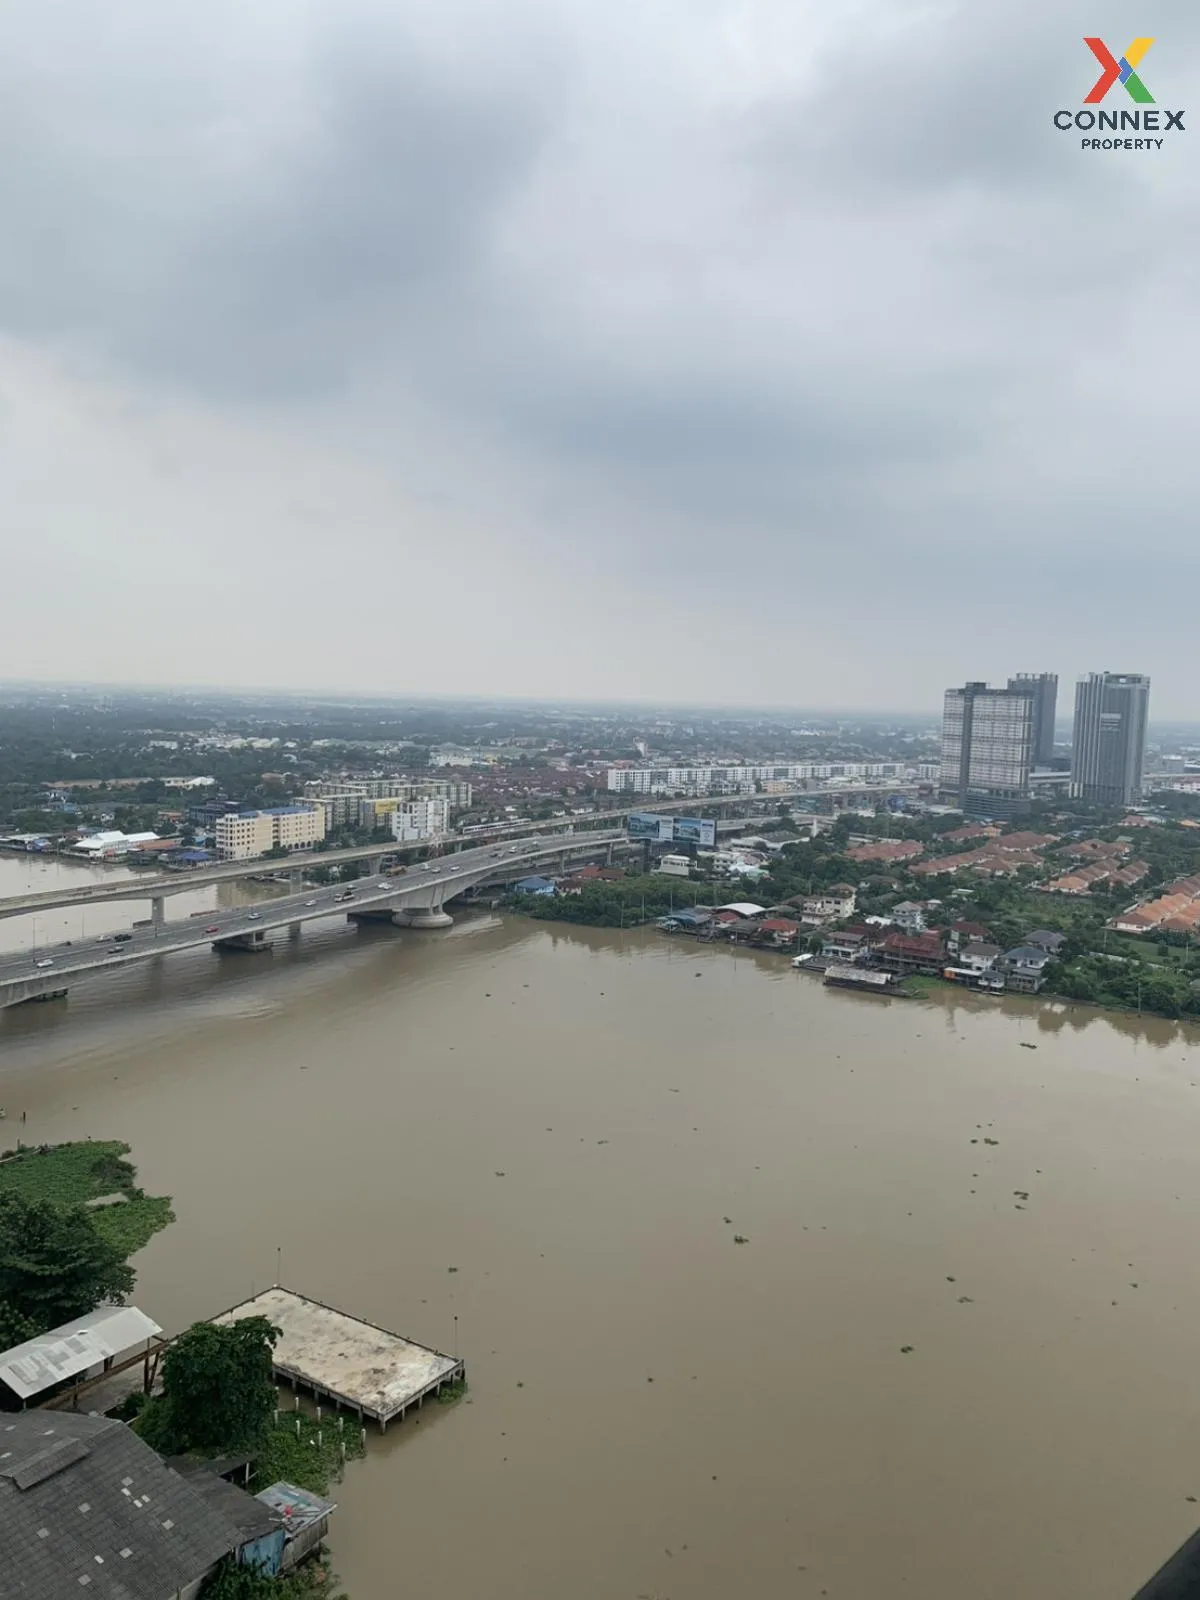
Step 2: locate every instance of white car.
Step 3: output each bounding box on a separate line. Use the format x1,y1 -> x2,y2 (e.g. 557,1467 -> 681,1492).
247,911 -> 260,920
304,899 -> 317,907
35,958 -> 54,969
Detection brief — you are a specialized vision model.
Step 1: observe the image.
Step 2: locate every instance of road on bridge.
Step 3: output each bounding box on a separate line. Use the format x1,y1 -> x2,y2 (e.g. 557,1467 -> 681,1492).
0,834 -> 629,1008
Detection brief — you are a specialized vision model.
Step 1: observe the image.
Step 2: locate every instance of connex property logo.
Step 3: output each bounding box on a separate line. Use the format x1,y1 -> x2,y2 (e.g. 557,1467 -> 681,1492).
1053,36 -> 1185,150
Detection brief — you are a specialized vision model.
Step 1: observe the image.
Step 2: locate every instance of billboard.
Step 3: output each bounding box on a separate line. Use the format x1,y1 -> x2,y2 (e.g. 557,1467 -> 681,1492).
629,813 -> 716,847
673,816 -> 716,848
628,811 -> 673,842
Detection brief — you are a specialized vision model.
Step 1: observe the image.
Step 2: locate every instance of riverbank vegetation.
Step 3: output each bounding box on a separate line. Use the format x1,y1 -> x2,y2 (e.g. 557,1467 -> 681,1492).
135,1315 -> 364,1493
508,872 -> 714,928
0,1139 -> 173,1344
0,1138 -> 174,1254
133,1317 -> 360,1600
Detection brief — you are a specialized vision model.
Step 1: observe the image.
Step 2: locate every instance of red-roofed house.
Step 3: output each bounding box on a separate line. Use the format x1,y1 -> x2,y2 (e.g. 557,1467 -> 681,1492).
875,931 -> 946,975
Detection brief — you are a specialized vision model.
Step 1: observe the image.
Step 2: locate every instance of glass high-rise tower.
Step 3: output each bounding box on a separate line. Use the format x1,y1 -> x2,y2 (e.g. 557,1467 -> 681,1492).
1070,673 -> 1150,807
1007,673 -> 1058,767
941,682 -> 1034,817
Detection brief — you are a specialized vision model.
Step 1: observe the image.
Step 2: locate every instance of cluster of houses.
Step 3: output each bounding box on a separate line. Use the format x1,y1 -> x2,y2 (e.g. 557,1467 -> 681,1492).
658,886 -> 1065,995
828,921 -> 1063,993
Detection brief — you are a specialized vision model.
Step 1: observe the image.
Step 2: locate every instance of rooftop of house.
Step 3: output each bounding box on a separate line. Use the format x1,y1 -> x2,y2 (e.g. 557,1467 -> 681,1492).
1003,945 -> 1051,966
845,840 -> 924,863
0,1412 -> 243,1600
880,931 -> 944,955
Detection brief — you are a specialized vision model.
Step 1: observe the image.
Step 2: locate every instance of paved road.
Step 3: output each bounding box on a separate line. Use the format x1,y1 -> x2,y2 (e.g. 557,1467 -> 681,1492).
0,835 -> 625,1000
0,794 -> 807,922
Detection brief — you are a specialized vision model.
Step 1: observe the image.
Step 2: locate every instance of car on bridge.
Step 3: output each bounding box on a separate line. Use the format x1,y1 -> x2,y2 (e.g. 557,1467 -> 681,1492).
35,958 -> 53,969
204,925 -> 220,934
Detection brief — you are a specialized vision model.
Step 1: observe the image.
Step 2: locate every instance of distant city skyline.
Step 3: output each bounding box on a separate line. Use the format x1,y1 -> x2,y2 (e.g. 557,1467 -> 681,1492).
0,671 -> 1194,730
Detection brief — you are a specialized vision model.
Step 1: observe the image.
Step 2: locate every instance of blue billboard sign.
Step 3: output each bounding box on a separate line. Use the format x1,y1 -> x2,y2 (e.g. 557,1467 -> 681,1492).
673,816 -> 716,848
628,812 -> 672,842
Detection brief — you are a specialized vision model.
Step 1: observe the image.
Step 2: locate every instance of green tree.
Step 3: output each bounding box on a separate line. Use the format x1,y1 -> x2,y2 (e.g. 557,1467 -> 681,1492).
0,1299 -> 39,1349
138,1317 -> 279,1455
0,1194 -> 135,1333
200,1554 -> 341,1599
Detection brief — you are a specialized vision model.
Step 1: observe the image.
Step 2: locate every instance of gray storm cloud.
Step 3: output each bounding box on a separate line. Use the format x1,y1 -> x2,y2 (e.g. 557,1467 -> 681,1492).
0,0 -> 1197,710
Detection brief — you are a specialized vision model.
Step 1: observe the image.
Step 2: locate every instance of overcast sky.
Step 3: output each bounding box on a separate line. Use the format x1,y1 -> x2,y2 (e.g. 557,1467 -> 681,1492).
2,1 -> 1198,714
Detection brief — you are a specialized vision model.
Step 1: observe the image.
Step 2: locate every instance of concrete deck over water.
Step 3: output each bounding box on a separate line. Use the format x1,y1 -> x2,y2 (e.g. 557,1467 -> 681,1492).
214,1287 -> 463,1429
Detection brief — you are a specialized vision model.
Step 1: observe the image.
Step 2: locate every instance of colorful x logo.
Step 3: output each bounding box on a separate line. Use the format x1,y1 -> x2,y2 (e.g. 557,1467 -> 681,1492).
1083,37 -> 1155,104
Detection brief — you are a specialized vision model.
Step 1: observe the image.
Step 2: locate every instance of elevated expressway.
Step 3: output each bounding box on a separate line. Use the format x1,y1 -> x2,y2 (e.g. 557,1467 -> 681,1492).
0,832 -> 628,1009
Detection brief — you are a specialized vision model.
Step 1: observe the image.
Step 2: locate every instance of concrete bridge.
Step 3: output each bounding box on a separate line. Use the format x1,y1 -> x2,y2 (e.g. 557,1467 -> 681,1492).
0,804 -> 771,925
0,833 -> 629,1009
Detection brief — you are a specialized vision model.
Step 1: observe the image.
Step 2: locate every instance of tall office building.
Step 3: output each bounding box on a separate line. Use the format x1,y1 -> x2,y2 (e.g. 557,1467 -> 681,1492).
1070,673 -> 1150,807
1007,673 -> 1058,767
940,682 -> 1034,817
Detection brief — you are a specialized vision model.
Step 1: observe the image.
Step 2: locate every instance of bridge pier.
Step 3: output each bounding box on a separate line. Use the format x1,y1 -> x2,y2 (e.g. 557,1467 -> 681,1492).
404,909 -> 453,930
214,930 -> 273,954
289,922 -> 302,941
151,896 -> 165,928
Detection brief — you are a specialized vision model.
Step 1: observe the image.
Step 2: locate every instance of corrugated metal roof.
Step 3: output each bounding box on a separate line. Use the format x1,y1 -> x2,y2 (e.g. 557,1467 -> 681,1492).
256,1481 -> 336,1536
0,1305 -> 162,1401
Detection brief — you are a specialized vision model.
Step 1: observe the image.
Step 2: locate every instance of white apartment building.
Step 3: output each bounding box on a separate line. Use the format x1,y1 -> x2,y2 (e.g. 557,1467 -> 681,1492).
390,797 -> 451,843
215,805 -> 326,861
308,778 -> 472,831
606,763 -> 905,794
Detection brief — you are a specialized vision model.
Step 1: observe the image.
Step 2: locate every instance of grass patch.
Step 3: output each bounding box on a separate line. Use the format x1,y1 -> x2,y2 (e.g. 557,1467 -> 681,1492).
0,1140 -> 174,1254
251,1411 -> 366,1497
436,1375 -> 468,1405
899,974 -> 951,997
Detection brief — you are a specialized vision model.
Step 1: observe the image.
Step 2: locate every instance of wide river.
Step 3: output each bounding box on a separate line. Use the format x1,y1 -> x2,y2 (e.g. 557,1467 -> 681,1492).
2,853 -> 1200,1599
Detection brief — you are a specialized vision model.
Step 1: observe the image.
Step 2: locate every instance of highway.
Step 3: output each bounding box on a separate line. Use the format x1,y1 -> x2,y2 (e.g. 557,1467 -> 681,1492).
0,834 -> 628,1008
0,803 -> 766,922
0,782 -> 921,926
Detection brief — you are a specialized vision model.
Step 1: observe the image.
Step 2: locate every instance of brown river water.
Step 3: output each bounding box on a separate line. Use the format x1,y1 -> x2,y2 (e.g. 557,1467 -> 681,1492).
2,854 -> 1200,1599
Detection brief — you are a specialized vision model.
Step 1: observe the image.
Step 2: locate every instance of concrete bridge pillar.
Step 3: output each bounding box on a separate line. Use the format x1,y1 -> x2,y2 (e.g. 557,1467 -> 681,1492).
290,869 -> 305,894
406,909 -> 453,930
151,896 -> 165,928
606,841 -> 615,865
289,922 -> 302,940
